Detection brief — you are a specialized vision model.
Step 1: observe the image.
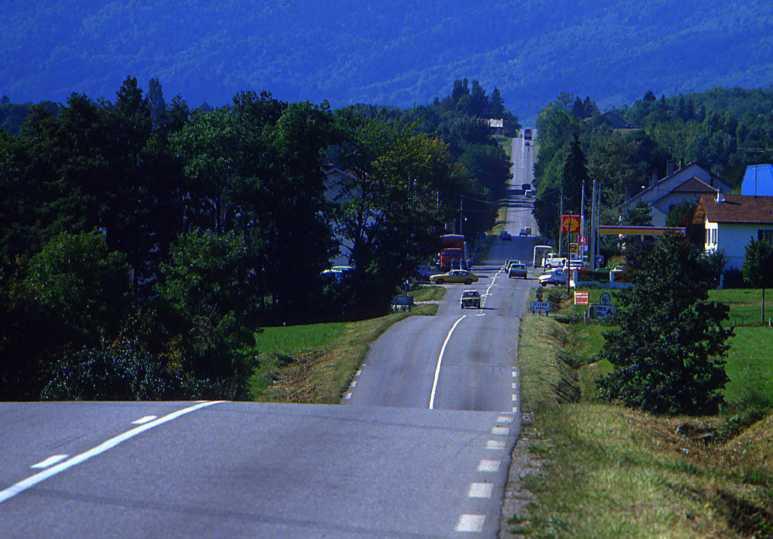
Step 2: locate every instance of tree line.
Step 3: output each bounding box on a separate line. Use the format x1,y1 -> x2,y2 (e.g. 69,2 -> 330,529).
0,77 -> 514,400
532,87 -> 773,245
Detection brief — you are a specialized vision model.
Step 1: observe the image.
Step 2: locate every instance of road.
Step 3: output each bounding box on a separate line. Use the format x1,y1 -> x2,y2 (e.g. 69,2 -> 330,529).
0,134 -> 540,538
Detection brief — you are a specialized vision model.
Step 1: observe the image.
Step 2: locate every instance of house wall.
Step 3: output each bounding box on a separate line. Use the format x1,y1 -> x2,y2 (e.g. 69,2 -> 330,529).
713,222 -> 773,270
652,192 -> 709,226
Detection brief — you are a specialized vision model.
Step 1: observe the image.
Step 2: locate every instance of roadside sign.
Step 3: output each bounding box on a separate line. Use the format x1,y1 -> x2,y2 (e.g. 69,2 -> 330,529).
574,291 -> 589,305
530,301 -> 551,315
560,214 -> 581,233
589,292 -> 615,319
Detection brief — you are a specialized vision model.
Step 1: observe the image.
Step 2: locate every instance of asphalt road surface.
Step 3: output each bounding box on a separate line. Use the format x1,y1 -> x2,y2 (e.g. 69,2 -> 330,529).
0,135 -> 540,538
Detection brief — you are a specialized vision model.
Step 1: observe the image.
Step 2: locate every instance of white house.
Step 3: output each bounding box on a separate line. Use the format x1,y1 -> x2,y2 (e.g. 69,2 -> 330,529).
621,163 -> 731,226
694,193 -> 773,270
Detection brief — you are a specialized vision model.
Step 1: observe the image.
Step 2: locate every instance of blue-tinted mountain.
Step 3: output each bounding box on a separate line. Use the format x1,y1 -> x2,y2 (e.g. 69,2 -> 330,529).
2,1 -> 772,119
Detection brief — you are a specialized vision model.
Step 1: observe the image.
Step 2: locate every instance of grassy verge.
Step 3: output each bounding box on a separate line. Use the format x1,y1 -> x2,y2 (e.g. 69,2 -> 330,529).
408,285 -> 447,302
513,314 -> 772,538
248,304 -> 437,403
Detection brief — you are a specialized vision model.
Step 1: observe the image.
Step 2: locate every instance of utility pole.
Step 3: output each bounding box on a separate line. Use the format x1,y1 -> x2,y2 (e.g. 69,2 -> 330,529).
459,196 -> 464,235
558,187 -> 564,256
589,180 -> 596,270
580,180 -> 586,262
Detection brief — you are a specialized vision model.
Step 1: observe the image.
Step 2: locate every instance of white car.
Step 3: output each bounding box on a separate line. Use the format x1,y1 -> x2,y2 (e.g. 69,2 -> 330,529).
544,256 -> 567,269
539,269 -> 567,286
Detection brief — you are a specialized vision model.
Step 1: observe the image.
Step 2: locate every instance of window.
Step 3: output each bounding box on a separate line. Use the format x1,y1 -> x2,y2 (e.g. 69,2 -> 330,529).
758,229 -> 773,244
712,228 -> 718,244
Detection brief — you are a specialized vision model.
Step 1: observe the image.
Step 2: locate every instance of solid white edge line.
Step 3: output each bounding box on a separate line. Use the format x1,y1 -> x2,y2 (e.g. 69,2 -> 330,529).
131,415 -> 157,425
428,314 -> 467,410
0,400 -> 223,505
30,454 -> 69,469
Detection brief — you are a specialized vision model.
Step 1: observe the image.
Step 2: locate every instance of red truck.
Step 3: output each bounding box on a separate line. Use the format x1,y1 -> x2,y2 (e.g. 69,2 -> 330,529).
439,234 -> 467,271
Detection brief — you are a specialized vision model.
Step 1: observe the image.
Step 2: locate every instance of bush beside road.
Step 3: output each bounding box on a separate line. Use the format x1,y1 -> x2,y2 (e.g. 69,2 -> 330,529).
509,314 -> 772,538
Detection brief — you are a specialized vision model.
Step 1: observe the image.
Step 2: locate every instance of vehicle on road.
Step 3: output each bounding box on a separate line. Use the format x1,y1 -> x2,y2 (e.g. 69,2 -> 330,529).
460,289 -> 481,309
544,256 -> 567,269
524,129 -> 533,140
499,230 -> 512,241
503,258 -> 521,271
519,228 -> 529,237
539,269 -> 568,286
508,263 -> 527,279
438,234 -> 467,271
521,183 -> 532,191
567,259 -> 584,270
430,269 -> 479,285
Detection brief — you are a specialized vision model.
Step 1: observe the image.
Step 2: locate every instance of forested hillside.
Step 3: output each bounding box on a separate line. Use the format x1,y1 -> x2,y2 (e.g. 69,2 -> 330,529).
2,1 -> 771,119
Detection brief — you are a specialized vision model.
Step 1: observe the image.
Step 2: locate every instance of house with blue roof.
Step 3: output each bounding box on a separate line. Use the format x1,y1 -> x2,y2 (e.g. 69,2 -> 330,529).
741,164 -> 773,196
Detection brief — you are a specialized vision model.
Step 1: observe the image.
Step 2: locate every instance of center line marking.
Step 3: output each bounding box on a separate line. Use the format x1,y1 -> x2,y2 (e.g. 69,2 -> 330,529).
0,401 -> 223,505
428,314 -> 467,410
30,454 -> 68,469
131,415 -> 157,425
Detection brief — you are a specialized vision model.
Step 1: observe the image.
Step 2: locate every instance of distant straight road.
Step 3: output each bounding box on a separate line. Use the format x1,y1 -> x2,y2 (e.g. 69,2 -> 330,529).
0,133 -> 540,538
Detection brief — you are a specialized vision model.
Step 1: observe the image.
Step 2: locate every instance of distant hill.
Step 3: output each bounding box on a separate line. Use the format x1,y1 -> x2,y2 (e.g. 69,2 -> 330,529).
2,1 -> 772,119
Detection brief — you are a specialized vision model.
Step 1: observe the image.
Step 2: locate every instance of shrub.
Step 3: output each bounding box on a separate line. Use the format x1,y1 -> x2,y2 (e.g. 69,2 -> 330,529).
41,339 -> 171,400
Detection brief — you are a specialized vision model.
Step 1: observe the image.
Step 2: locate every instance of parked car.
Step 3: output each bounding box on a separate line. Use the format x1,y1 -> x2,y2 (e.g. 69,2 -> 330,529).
521,183 -> 532,191
460,289 -> 481,309
500,230 -> 512,241
430,269 -> 479,285
519,228 -> 528,237
538,269 -> 567,286
508,263 -> 528,279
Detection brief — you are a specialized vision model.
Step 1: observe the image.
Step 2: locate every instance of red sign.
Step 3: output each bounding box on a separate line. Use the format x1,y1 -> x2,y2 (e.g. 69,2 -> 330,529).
574,291 -> 589,305
561,214 -> 581,234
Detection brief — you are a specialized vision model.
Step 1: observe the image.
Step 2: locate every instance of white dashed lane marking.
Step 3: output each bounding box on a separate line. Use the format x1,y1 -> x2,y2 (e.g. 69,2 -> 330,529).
0,401 -> 223,505
456,514 -> 486,533
491,426 -> 509,436
30,454 -> 68,469
496,415 -> 513,424
486,440 -> 505,450
477,459 -> 500,472
131,415 -> 157,425
468,482 -> 493,499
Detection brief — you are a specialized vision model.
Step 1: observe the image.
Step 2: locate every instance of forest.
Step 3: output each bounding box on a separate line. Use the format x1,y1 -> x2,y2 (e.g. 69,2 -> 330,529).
532,87 -> 773,245
2,1 -> 771,119
0,77 -> 513,401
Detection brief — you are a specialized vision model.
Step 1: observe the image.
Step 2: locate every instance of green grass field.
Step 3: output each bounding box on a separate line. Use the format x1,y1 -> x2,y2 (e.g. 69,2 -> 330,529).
724,327 -> 773,408
408,285 -> 446,302
253,322 -> 345,356
708,288 -> 773,326
514,314 -> 772,538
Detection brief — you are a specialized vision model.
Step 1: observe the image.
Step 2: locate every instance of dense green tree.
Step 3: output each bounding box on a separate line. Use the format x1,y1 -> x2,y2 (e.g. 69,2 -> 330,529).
156,230 -> 257,396
598,236 -> 732,414
561,134 -> 587,213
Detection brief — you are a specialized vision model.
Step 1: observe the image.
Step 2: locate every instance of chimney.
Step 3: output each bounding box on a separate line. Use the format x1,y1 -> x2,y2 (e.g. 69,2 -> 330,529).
715,190 -> 725,204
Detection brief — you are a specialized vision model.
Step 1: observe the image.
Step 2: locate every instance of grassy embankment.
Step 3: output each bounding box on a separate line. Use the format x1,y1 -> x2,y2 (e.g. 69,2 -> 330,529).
248,290 -> 445,403
554,287 -> 773,408
408,285 -> 446,302
513,313 -> 772,538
